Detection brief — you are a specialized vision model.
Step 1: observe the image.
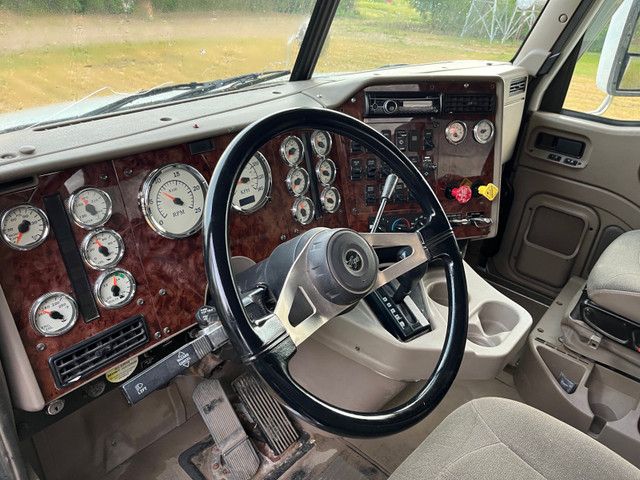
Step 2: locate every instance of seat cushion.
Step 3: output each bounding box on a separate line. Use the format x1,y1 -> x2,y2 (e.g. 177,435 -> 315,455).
587,230 -> 640,324
389,397 -> 640,480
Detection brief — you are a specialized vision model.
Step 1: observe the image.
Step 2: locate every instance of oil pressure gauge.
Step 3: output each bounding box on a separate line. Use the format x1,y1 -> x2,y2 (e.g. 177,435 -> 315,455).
95,268 -> 136,309
81,229 -> 125,270
1,205 -> 50,251
68,187 -> 112,229
30,292 -> 78,337
316,158 -> 336,185
286,167 -> 310,196
321,186 -> 341,213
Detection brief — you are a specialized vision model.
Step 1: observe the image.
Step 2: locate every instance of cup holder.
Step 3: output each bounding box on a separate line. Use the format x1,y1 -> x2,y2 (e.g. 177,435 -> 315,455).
427,281 -> 472,307
466,302 -> 519,347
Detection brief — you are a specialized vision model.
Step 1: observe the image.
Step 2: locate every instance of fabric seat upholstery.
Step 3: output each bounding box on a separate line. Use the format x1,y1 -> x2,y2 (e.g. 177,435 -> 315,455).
389,397 -> 640,480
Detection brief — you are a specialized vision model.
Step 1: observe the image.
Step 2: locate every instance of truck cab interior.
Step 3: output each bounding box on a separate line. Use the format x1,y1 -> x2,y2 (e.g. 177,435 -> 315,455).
1,0 -> 640,478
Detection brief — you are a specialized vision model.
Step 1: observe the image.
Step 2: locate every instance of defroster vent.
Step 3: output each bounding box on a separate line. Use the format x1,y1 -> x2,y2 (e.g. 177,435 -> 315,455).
442,94 -> 495,114
49,315 -> 149,388
509,77 -> 527,96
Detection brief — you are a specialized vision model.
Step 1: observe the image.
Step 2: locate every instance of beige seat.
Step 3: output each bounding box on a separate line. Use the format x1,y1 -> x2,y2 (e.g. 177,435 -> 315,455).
389,397 -> 640,479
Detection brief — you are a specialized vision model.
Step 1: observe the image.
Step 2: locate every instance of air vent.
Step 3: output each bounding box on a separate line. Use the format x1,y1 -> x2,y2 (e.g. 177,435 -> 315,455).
509,77 -> 527,96
442,94 -> 495,114
49,315 -> 149,388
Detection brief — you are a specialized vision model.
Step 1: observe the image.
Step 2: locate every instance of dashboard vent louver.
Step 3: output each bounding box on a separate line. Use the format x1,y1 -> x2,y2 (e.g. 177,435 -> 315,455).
509,77 -> 527,96
49,315 -> 149,389
442,94 -> 495,114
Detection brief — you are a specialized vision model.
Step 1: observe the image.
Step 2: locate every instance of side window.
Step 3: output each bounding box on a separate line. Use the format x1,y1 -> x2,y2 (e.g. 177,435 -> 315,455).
563,0 -> 640,120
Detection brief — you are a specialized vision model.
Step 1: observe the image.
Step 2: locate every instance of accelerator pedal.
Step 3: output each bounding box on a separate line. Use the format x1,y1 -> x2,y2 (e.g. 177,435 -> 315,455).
192,379 -> 259,480
233,373 -> 298,456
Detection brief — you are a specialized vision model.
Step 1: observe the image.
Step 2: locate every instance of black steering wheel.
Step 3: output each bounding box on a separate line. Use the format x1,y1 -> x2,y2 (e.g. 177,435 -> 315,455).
203,108 -> 468,438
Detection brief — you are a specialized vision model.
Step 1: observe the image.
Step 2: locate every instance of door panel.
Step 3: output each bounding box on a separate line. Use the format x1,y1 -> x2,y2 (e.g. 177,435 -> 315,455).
490,111 -> 640,299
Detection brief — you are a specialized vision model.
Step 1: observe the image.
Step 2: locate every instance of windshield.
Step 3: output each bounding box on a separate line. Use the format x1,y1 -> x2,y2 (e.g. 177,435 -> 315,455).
1,0 -> 544,132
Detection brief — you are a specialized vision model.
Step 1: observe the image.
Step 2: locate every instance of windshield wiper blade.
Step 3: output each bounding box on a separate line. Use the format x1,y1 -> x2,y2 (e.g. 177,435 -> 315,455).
169,69 -> 291,101
77,70 -> 291,119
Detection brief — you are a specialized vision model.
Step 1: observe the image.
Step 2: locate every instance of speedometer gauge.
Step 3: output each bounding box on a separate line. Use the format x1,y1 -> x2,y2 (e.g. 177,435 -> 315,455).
0,205 -> 50,251
140,163 -> 208,239
232,152 -> 272,214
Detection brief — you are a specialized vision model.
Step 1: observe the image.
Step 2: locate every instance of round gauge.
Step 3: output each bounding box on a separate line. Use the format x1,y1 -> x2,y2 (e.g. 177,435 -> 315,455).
0,205 -> 49,251
315,158 -> 337,186
140,164 -> 208,239
291,196 -> 315,225
280,136 -> 305,167
95,268 -> 136,309
286,167 -> 310,197
310,130 -> 332,157
321,186 -> 341,213
445,121 -> 467,145
473,119 -> 495,144
81,229 -> 125,270
29,292 -> 78,337
232,152 -> 272,214
68,188 -> 112,229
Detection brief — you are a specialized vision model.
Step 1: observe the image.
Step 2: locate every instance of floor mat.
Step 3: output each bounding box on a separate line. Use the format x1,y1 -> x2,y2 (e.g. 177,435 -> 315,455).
179,431 -> 386,480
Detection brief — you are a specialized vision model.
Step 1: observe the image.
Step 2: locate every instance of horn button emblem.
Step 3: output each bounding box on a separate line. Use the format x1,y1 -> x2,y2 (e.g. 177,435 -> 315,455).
344,249 -> 363,272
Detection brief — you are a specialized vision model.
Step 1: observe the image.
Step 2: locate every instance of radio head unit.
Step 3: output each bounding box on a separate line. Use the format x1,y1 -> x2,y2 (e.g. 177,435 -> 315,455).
364,91 -> 440,117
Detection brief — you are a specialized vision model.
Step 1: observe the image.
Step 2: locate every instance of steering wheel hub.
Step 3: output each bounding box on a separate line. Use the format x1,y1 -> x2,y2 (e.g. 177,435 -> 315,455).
307,229 -> 378,305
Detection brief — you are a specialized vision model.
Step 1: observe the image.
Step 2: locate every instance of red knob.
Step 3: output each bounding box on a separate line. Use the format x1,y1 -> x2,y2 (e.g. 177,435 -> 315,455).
451,185 -> 472,204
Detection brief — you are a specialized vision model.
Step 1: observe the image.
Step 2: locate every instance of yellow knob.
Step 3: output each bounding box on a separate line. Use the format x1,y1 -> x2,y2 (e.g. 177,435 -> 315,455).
478,183 -> 499,201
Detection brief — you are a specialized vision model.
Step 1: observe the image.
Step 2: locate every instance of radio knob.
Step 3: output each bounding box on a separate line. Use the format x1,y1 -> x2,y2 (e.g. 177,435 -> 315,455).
383,100 -> 398,114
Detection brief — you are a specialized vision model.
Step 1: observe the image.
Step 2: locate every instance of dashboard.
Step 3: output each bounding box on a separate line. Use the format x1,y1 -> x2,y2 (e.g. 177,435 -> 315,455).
0,69 -> 524,411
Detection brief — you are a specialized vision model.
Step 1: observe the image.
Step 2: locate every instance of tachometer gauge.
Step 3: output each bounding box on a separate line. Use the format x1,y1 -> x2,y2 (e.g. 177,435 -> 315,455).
280,136 -> 304,167
0,205 -> 49,251
473,119 -> 494,144
321,186 -> 341,213
30,292 -> 78,337
140,163 -> 208,239
316,158 -> 336,185
95,268 -> 136,309
286,167 -> 310,196
81,229 -> 125,270
232,152 -> 272,214
68,188 -> 112,229
292,196 -> 315,225
445,121 -> 467,145
310,130 -> 332,157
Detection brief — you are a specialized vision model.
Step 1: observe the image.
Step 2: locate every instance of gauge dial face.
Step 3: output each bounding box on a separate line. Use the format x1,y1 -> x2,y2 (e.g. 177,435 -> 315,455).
0,205 -> 49,251
81,229 -> 125,270
321,186 -> 341,213
310,130 -> 332,157
316,158 -> 337,186
141,164 -> 208,239
473,119 -> 495,144
286,167 -> 310,196
95,268 -> 136,309
280,136 -> 304,167
445,121 -> 467,145
30,292 -> 78,337
291,196 -> 315,225
68,188 -> 112,229
232,152 -> 272,214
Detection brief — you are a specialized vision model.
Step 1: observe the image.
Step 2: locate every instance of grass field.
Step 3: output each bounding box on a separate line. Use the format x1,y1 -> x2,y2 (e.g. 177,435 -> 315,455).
1,2 -> 639,121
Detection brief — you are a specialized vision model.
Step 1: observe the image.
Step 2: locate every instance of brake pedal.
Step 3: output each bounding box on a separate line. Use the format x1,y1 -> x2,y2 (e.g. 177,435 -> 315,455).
193,379 -> 260,480
233,373 -> 298,456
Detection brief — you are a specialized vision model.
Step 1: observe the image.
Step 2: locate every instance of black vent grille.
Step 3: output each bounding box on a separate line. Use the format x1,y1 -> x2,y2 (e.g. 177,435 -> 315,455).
442,94 -> 495,114
509,77 -> 527,96
49,315 -> 149,388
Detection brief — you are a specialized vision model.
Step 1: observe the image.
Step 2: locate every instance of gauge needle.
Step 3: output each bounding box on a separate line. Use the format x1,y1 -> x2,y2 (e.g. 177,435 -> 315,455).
321,169 -> 329,175
111,276 -> 121,297
39,309 -> 51,315
237,177 -> 250,184
95,238 -> 110,256
80,196 -> 88,205
326,197 -> 334,204
163,192 -> 184,206
41,309 -> 64,320
16,232 -> 23,243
